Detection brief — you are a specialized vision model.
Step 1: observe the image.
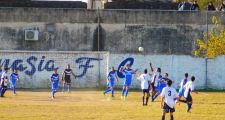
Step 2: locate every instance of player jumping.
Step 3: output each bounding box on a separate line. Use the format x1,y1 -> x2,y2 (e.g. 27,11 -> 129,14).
10,69 -> 19,95
149,62 -> 162,102
119,64 -> 137,100
180,76 -> 198,112
161,79 -> 179,120
137,69 -> 151,106
178,73 -> 188,97
103,67 -> 118,97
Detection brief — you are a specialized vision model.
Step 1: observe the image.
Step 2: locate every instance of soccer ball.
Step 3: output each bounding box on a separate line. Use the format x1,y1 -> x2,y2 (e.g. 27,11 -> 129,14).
138,47 -> 144,52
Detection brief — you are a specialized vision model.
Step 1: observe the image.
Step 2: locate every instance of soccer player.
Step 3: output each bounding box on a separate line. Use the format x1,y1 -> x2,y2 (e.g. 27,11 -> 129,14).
149,62 -> 162,102
62,64 -> 75,93
178,73 -> 188,97
10,69 -> 19,95
0,65 -> 3,93
161,79 -> 179,120
137,69 -> 151,106
119,64 -> 137,100
0,67 -> 9,97
103,67 -> 118,97
51,68 -> 60,99
180,76 -> 198,112
152,73 -> 169,102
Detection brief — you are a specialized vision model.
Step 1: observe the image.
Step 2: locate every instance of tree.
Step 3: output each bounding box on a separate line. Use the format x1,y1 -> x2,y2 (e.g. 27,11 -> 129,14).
195,16 -> 225,58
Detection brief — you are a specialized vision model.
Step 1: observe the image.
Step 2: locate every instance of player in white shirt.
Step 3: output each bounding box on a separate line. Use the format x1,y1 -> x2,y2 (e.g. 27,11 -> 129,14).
161,80 -> 179,120
180,76 -> 198,112
137,69 -> 151,106
0,67 -> 9,97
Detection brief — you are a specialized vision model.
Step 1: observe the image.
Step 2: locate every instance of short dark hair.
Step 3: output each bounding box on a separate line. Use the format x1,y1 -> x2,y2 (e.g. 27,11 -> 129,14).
144,69 -> 147,74
165,73 -> 168,77
185,73 -> 188,78
167,80 -> 173,86
191,76 -> 195,82
4,67 -> 9,71
157,68 -> 161,73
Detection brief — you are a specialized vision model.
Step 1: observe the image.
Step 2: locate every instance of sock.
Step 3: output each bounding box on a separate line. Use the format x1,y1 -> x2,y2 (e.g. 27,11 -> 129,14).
62,85 -> 65,92
187,103 -> 192,112
125,89 -> 129,97
146,96 -> 149,105
153,93 -> 159,101
111,89 -> 114,97
121,88 -> 125,96
13,87 -> 16,94
162,115 -> 165,120
170,115 -> 174,120
52,90 -> 55,97
0,87 -> 2,93
68,85 -> 71,92
142,96 -> 145,105
104,88 -> 111,94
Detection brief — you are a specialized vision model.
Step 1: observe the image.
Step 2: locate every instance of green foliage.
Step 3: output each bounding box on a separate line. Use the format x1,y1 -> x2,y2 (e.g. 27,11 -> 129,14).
195,16 -> 225,58
176,0 -> 222,10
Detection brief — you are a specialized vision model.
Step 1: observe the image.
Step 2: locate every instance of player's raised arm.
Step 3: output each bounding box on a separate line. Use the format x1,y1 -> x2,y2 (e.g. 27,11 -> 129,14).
149,62 -> 154,72
115,73 -> 119,82
119,66 -> 124,73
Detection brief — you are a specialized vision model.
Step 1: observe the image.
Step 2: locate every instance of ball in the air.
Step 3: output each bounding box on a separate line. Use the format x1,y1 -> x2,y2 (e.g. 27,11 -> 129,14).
138,47 -> 144,52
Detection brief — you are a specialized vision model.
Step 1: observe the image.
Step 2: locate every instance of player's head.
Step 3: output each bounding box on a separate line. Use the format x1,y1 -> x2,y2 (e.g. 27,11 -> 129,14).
185,73 -> 188,78
167,79 -> 173,87
67,64 -> 70,69
126,64 -> 130,69
144,69 -> 147,74
13,69 -> 18,73
111,67 -> 115,71
53,68 -> 58,73
157,68 -> 161,73
4,67 -> 9,73
191,76 -> 195,82
164,73 -> 168,78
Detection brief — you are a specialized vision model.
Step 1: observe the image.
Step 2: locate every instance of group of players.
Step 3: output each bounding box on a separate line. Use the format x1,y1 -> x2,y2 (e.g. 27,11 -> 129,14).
103,63 -> 198,120
1,62 -> 197,120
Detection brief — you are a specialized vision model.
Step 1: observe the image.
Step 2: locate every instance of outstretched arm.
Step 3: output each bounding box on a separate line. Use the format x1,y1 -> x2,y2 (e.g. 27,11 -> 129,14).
149,62 -> 154,72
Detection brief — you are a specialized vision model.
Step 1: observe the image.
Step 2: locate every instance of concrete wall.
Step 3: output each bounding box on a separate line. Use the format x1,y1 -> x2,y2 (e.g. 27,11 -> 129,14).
0,8 -> 225,55
0,51 -> 108,88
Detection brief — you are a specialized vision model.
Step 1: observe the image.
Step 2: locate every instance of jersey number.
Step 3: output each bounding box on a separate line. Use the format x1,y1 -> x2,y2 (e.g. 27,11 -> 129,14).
168,90 -> 171,96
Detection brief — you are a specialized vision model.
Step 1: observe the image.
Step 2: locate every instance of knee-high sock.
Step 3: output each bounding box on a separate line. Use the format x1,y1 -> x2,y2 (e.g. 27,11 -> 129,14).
0,87 -> 2,93
13,87 -> 16,94
111,88 -> 114,97
162,115 -> 165,120
104,88 -> 111,94
121,88 -> 126,96
68,85 -> 71,92
170,115 -> 174,120
187,103 -> 192,112
62,84 -> 65,92
52,90 -> 55,97
125,89 -> 129,97
1,88 -> 6,97
146,96 -> 149,105
142,96 -> 145,105
153,93 -> 159,101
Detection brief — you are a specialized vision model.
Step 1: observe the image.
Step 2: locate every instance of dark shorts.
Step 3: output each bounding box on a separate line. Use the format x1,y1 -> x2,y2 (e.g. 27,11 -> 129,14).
163,103 -> 175,113
142,89 -> 150,93
185,93 -> 193,102
64,78 -> 71,84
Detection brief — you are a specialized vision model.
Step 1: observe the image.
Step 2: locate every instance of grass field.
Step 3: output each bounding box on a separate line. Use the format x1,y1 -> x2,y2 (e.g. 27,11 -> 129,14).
0,89 -> 225,120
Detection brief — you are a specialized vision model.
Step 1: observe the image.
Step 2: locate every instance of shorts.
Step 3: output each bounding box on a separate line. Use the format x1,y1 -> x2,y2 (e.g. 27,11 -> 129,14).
52,83 -> 59,91
124,79 -> 132,87
64,78 -> 71,84
185,93 -> 192,102
156,83 -> 166,93
163,103 -> 175,113
142,89 -> 150,93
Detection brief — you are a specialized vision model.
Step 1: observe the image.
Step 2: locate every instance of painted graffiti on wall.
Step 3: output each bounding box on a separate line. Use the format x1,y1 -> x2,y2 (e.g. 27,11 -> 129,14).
0,56 -> 102,78
116,57 -> 134,78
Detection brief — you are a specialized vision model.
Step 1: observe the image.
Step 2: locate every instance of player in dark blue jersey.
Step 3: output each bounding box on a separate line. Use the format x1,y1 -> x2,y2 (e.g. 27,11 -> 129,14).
62,64 -> 75,93
119,64 -> 137,100
51,68 -> 60,99
103,67 -> 118,97
10,69 -> 19,95
178,73 -> 188,97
